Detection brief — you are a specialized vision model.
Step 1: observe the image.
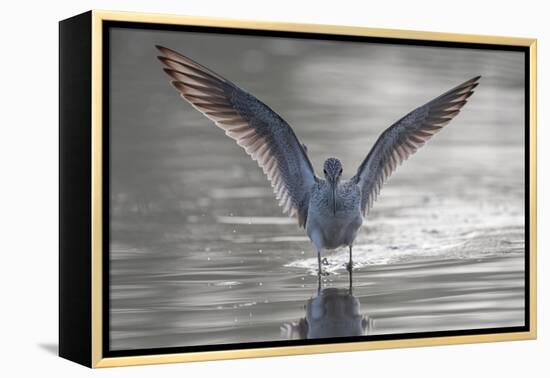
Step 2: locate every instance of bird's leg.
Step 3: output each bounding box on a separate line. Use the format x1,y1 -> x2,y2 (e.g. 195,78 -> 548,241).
350,270 -> 353,294
346,245 -> 353,273
317,248 -> 322,276
317,249 -> 329,276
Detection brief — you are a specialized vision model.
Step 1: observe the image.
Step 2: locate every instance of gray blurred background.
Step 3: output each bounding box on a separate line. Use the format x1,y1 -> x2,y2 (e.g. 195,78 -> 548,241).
109,27 -> 525,350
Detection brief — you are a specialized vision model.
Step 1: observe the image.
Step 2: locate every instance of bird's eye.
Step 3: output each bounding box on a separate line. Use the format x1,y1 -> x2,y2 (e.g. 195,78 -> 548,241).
323,169 -> 327,175
339,168 -> 343,175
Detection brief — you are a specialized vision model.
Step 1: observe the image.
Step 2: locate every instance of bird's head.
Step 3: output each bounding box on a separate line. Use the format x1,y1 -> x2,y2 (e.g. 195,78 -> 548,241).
323,158 -> 343,185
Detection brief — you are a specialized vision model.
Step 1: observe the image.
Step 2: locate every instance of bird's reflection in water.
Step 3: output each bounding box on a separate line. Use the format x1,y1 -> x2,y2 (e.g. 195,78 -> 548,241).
282,271 -> 371,339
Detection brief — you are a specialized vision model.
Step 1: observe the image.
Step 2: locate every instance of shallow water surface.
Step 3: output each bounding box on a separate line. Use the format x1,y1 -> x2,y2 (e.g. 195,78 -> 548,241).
109,29 -> 525,350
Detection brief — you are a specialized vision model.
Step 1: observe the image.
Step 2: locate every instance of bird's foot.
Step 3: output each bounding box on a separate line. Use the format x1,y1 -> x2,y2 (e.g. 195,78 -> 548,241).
318,269 -> 330,277
321,257 -> 329,266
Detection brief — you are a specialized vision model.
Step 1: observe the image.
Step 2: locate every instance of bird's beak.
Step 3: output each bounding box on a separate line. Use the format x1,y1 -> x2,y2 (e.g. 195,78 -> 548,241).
332,183 -> 336,215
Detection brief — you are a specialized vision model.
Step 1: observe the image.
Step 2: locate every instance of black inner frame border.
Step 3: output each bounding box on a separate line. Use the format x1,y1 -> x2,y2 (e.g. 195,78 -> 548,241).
102,20 -> 531,359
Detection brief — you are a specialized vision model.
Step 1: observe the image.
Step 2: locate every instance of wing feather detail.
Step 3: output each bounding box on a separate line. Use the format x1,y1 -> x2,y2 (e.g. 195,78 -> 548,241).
157,46 -> 317,227
352,76 -> 481,215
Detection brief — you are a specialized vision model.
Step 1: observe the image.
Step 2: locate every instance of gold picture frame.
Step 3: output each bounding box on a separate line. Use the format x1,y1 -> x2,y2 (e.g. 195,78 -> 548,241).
59,9 -> 537,368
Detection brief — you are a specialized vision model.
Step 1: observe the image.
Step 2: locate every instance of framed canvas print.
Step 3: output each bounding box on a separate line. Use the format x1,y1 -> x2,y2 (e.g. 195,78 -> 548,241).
59,10 -> 537,368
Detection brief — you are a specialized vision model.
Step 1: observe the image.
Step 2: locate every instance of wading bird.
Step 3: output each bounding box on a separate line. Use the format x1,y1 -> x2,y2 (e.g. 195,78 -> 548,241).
156,45 -> 480,276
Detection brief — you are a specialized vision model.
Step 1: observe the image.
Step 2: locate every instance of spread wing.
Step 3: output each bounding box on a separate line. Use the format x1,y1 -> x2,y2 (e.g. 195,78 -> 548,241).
352,76 -> 481,215
156,46 -> 317,227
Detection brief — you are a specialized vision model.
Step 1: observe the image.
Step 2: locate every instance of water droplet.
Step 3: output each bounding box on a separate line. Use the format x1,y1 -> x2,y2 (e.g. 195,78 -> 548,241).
258,249 -> 263,254
207,257 -> 211,261
259,282 -> 263,286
